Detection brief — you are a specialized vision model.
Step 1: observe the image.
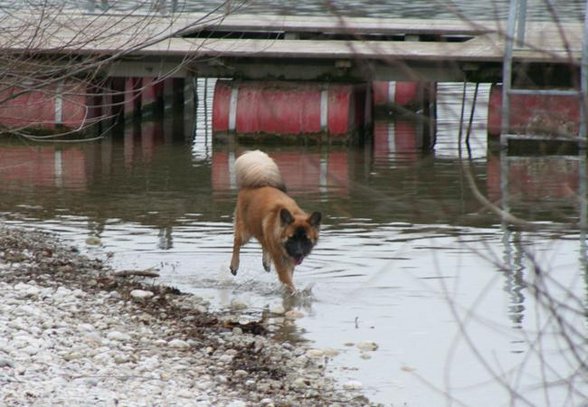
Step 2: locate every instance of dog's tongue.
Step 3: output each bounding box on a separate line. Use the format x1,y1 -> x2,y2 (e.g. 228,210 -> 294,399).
294,256 -> 304,266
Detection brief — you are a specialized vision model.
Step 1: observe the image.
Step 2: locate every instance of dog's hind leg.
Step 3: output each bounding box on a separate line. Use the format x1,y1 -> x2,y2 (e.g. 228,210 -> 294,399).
230,229 -> 249,276
262,249 -> 272,272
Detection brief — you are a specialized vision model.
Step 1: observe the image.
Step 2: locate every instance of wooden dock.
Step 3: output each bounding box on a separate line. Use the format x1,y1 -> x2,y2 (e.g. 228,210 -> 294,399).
1,11 -> 584,82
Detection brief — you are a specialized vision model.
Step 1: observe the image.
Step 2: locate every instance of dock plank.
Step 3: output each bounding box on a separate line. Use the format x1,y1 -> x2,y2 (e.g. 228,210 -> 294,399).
0,12 -> 583,81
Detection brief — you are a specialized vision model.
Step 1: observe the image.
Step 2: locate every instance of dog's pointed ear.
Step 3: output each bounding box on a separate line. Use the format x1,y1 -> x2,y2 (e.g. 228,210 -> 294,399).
280,208 -> 294,226
308,211 -> 322,227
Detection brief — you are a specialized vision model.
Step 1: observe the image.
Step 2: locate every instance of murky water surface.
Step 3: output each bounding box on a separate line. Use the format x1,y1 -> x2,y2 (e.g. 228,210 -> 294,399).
1,83 -> 586,406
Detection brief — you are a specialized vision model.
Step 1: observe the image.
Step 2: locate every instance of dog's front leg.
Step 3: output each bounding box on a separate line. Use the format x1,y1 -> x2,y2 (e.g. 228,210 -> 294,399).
274,259 -> 296,293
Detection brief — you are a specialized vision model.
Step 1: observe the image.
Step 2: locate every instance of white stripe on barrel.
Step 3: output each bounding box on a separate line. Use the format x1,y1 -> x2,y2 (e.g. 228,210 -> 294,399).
228,85 -> 239,132
320,87 -> 329,131
54,80 -> 64,125
388,81 -> 396,106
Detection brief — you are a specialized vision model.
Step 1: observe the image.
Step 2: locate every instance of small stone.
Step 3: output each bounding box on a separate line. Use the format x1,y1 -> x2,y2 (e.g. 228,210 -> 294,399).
21,346 -> 39,356
230,298 -> 248,310
0,356 -> 14,368
84,378 -> 99,387
343,380 -> 363,390
107,331 -> 132,342
113,353 -> 130,364
306,349 -> 324,358
256,382 -> 271,392
218,353 -> 233,363
269,304 -> 286,315
194,304 -> 208,313
284,309 -> 304,320
356,341 -> 378,351
130,289 -> 154,301
168,339 -> 190,349
139,355 -> 159,369
62,351 -> 83,361
234,369 -> 248,378
293,377 -> 310,389
78,323 -> 95,332
14,283 -> 41,298
85,236 -> 102,246
109,291 -> 122,300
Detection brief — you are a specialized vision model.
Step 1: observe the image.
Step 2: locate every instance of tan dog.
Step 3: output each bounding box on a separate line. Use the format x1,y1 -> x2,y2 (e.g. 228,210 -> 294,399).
229,150 -> 321,292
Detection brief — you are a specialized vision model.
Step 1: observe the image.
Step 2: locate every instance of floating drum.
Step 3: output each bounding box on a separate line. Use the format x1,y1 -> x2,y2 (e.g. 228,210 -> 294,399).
372,81 -> 436,112
0,80 -> 100,132
487,83 -> 580,138
212,80 -> 366,143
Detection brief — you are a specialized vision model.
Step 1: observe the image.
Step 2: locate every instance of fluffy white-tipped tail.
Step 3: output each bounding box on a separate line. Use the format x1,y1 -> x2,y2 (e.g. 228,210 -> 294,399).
234,150 -> 286,191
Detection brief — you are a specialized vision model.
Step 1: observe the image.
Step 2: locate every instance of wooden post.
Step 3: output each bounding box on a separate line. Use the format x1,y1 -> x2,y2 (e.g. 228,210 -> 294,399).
110,77 -> 126,123
131,77 -> 142,120
152,80 -> 165,119
171,78 -> 185,141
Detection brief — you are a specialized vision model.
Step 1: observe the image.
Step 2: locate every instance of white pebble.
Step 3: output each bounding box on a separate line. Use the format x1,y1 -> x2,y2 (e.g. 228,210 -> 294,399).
0,356 -> 14,368
230,299 -> 248,310
168,339 -> 190,349
284,309 -> 304,320
85,236 -> 101,246
218,353 -> 234,363
107,331 -> 132,342
323,348 -> 340,357
130,289 -> 154,300
14,283 -> 41,298
356,341 -> 378,351
343,380 -> 363,390
306,349 -> 324,358
62,351 -> 83,361
269,304 -> 286,315
293,377 -> 310,389
78,323 -> 95,332
113,353 -> 130,364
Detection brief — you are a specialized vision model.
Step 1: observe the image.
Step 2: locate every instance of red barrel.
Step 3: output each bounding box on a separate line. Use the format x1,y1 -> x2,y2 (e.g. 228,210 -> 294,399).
372,81 -> 436,110
487,83 -> 580,137
0,80 -> 94,130
212,80 -> 365,141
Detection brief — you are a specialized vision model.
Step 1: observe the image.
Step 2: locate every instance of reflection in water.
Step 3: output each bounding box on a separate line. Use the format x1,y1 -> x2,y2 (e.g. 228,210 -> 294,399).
502,230 -> 527,328
0,82 -> 586,407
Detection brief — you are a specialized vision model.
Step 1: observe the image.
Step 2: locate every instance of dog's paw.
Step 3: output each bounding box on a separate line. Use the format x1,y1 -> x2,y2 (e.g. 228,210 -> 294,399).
262,251 -> 272,272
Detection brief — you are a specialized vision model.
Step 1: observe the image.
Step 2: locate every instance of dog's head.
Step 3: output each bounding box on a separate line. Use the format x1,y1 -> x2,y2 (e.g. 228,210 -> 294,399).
280,208 -> 321,265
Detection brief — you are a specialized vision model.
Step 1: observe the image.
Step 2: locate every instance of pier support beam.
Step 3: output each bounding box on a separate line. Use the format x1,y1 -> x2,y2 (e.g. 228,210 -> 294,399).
110,77 -> 126,122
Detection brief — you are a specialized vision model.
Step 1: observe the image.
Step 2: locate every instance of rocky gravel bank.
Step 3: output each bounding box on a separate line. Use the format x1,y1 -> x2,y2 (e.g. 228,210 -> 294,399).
0,227 -> 372,406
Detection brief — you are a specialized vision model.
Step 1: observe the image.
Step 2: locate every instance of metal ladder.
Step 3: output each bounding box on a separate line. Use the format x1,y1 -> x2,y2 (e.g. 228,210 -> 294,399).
500,0 -> 588,149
